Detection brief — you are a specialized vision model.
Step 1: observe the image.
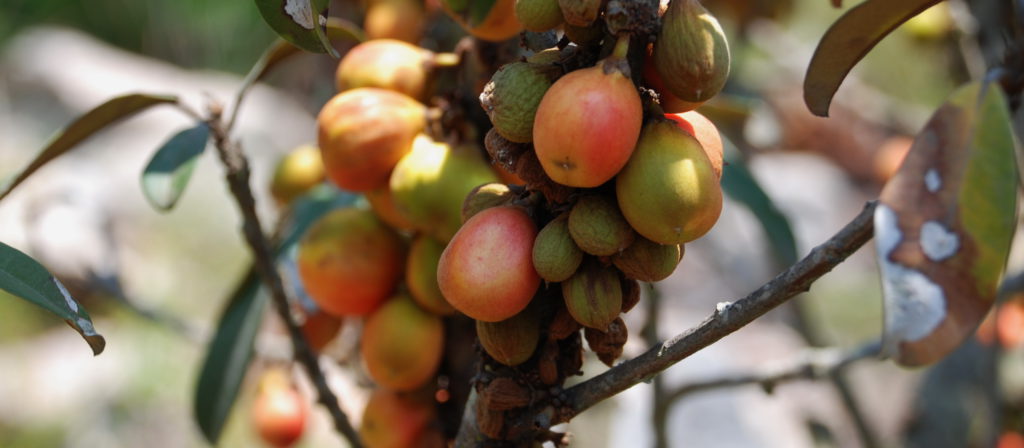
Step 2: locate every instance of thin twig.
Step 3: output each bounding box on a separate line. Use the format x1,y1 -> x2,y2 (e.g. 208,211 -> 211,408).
550,200 -> 877,427
204,103 -> 363,448
661,341 -> 880,402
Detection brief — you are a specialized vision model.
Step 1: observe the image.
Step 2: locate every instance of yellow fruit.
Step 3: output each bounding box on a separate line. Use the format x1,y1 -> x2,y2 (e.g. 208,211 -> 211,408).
269,144 -> 326,206
616,119 -> 722,244
336,39 -> 432,100
406,235 -> 456,315
389,136 -> 500,242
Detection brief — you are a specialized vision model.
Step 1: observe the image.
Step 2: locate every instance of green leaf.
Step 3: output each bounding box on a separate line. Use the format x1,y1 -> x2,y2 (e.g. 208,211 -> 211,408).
141,124 -> 210,211
194,267 -> 267,444
192,185 -> 355,443
875,81 -> 1019,366
0,242 -> 105,355
231,17 -> 363,125
803,0 -> 942,117
253,0 -> 339,57
719,138 -> 799,268
0,93 -> 178,202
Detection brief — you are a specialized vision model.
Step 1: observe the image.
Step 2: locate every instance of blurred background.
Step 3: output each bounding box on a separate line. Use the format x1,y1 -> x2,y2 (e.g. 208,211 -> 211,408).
0,0 -> 1022,447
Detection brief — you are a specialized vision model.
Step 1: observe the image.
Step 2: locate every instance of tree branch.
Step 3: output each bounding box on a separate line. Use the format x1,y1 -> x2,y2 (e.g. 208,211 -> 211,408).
659,340 -> 880,403
551,200 -> 877,427
203,104 -> 363,448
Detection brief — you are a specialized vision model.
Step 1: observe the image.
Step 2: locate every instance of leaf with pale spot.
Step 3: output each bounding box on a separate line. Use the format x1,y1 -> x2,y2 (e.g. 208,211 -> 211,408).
254,0 -> 339,57
0,242 -> 105,355
875,82 -> 1018,366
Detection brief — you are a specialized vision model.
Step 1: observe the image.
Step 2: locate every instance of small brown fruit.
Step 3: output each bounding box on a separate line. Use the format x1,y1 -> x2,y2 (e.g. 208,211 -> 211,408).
480,62 -> 559,143
584,317 -> 627,366
568,195 -> 635,256
477,302 -> 542,366
612,236 -> 683,282
653,0 -> 730,103
558,0 -> 601,27
462,182 -> 514,223
562,260 -> 622,329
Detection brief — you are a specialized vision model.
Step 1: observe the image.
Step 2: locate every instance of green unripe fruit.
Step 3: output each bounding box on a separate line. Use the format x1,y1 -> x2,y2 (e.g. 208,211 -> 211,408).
568,195 -> 635,256
616,119 -> 723,244
406,235 -> 456,315
461,182 -> 514,223
480,62 -> 558,143
515,0 -> 563,32
653,0 -> 730,103
476,301 -> 542,366
390,136 -> 500,242
612,236 -> 683,282
532,214 -> 584,282
562,261 -> 621,330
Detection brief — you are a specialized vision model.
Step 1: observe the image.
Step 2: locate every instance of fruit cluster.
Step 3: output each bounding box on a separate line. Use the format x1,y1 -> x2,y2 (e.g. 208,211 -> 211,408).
446,1 -> 730,439
274,0 -> 730,444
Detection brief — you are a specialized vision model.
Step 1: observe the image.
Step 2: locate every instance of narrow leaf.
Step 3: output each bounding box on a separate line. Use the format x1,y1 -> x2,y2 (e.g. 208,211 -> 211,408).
0,242 -> 105,355
254,0 -> 339,57
192,185 -> 355,443
232,17 -> 363,125
194,267 -> 267,444
803,0 -> 941,117
875,82 -> 1019,366
0,93 -> 178,202
720,144 -> 799,268
141,124 -> 210,211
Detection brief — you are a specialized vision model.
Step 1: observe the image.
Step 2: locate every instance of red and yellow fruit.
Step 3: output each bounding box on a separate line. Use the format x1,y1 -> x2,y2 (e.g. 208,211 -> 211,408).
296,208 -> 406,316
437,206 -> 540,322
360,388 -> 439,448
300,310 -> 344,352
317,88 -> 426,192
361,294 -> 445,391
336,39 -> 434,100
533,35 -> 642,187
252,369 -> 307,448
666,110 -> 724,179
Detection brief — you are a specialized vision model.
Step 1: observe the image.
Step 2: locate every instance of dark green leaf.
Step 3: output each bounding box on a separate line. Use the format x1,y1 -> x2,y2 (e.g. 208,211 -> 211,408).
254,0 -> 339,57
0,93 -> 178,202
193,184 -> 355,443
803,0 -> 942,117
719,139 -> 798,268
141,124 -> 210,211
0,242 -> 105,355
194,266 -> 267,444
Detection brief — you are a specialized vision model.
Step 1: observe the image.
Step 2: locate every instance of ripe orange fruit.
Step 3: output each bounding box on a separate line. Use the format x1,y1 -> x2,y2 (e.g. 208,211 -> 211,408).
361,294 -> 445,391
252,369 -> 307,448
296,208 -> 406,316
